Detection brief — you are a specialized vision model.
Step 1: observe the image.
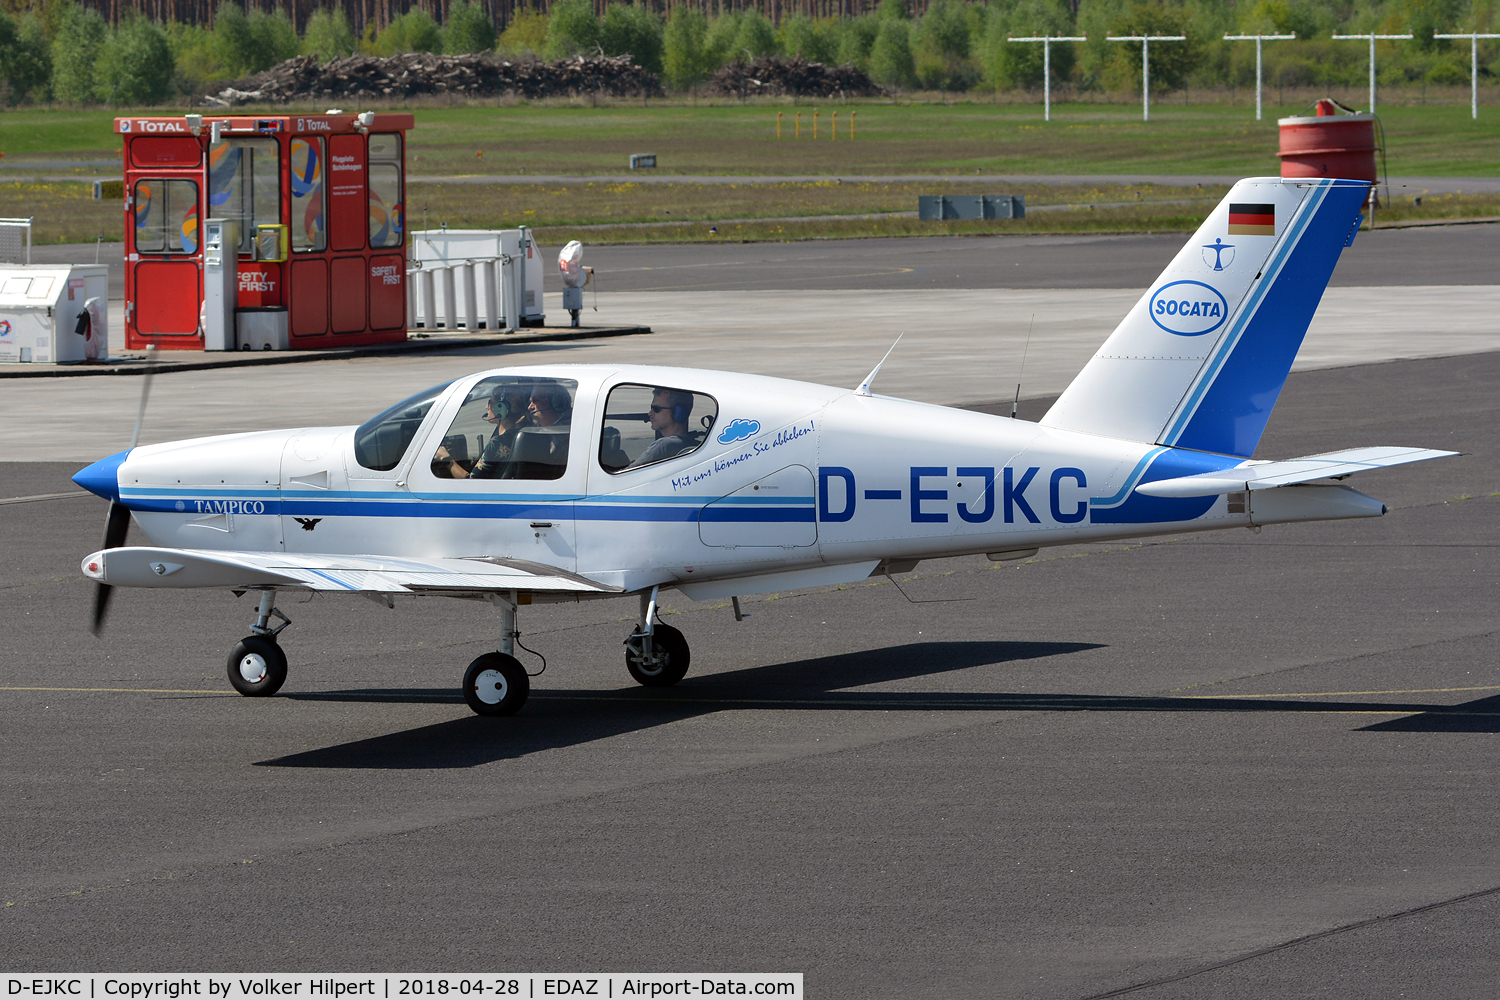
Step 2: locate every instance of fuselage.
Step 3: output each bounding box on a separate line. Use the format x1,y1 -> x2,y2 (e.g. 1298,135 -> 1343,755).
96,363 -> 1383,595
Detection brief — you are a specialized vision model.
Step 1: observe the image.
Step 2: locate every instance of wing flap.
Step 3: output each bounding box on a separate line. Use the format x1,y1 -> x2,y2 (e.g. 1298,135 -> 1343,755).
81,547 -> 623,593
1136,446 -> 1458,498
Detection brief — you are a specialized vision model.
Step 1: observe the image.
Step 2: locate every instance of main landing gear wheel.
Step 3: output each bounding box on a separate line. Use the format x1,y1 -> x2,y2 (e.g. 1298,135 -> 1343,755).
625,623 -> 690,687
464,652 -> 530,717
227,636 -> 288,697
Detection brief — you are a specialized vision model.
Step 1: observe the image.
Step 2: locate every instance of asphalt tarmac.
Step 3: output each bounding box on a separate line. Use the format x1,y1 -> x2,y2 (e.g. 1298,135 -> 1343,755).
29,216 -> 1497,310
568,221 -> 1498,291
2,350 -> 1498,996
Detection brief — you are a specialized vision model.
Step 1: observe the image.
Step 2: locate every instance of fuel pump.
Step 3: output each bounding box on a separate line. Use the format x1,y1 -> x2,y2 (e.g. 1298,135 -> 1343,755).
202,218 -> 240,351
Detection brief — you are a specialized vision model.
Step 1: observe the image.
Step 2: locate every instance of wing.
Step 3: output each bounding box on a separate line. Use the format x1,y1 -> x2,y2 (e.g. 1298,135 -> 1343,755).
1135,446 -> 1458,498
80,547 -> 623,595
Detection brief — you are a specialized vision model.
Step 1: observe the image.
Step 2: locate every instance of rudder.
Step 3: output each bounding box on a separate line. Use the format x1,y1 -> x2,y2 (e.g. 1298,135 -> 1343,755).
1041,178 -> 1368,458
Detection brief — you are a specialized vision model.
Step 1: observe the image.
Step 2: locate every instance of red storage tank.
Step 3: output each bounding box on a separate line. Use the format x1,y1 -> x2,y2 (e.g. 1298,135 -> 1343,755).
1278,100 -> 1377,203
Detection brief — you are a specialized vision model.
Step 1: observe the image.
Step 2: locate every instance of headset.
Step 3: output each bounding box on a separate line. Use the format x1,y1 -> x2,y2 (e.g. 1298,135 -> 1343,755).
487,391 -> 516,423
656,388 -> 693,425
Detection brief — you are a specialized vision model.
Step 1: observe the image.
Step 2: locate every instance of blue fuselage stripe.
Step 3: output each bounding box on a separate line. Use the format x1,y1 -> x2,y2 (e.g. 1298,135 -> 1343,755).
121,492 -> 815,523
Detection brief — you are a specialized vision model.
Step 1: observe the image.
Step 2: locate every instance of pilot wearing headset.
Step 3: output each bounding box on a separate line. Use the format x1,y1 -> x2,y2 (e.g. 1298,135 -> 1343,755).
629,388 -> 694,468
433,386 -> 530,479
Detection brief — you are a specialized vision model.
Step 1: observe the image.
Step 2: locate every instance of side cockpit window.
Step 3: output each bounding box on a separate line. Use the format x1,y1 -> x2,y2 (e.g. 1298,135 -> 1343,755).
354,380 -> 453,471
430,376 -> 578,481
600,384 -> 717,474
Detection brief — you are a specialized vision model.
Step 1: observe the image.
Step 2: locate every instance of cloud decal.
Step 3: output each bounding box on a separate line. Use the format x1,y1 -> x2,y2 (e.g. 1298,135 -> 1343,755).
717,418 -> 760,444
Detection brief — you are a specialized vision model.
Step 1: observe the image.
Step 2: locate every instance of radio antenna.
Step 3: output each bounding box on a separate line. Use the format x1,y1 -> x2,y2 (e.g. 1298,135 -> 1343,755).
1011,314 -> 1034,419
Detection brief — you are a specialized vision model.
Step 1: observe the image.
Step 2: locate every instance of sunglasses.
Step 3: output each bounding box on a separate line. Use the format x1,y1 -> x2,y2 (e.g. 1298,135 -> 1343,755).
650,405 -> 670,414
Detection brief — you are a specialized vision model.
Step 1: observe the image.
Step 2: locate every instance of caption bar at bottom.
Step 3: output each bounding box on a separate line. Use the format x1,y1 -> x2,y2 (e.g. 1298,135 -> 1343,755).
3,976 -> 802,1000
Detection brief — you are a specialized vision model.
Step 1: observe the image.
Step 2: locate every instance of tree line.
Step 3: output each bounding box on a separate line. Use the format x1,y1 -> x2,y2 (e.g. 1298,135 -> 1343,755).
0,0 -> 1492,105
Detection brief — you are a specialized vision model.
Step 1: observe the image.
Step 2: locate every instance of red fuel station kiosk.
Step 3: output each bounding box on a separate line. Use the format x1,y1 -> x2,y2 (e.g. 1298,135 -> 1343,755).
119,111 -> 414,350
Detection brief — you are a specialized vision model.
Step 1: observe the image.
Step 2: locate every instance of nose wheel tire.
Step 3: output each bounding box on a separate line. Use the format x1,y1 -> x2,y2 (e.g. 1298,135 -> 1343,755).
463,652 -> 530,717
227,636 -> 288,697
625,622 -> 690,687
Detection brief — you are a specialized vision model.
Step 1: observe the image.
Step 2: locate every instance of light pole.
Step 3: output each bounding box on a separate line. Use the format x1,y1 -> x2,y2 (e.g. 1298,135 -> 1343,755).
1107,35 -> 1187,121
1433,31 -> 1500,119
1331,32 -> 1415,111
1007,35 -> 1088,121
1223,32 -> 1296,119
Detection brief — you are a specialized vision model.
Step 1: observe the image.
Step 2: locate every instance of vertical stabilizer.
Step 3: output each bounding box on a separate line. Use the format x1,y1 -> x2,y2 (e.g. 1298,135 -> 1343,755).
1041,178 -> 1367,457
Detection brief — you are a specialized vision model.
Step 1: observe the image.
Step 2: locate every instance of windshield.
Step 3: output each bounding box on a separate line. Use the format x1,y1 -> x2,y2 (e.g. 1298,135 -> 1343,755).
354,380 -> 454,471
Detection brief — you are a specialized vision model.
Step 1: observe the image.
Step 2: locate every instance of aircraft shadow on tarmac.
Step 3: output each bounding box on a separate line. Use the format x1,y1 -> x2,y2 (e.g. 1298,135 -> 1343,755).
257,639 -> 1096,769
255,641 -> 1500,769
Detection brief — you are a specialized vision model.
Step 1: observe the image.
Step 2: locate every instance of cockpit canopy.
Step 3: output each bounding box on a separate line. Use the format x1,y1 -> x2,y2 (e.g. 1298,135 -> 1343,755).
353,371 -> 725,482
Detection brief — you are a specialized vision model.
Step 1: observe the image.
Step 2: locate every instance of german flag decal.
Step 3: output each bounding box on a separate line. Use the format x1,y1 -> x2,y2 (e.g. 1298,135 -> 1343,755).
1227,203 -> 1275,236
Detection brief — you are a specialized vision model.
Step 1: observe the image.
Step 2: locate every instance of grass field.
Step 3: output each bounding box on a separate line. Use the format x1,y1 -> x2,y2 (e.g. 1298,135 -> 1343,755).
1,94 -> 1491,244
1,95 -> 1496,178
406,179 -> 1220,226
5,174 -> 1493,245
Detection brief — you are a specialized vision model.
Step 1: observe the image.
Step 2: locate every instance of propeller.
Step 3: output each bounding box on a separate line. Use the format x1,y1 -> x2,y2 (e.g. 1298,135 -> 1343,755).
91,347 -> 155,634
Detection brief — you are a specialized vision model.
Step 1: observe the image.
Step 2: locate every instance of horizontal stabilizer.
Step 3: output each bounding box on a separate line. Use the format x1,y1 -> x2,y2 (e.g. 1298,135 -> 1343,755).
80,547 -> 624,594
1134,447 -> 1458,498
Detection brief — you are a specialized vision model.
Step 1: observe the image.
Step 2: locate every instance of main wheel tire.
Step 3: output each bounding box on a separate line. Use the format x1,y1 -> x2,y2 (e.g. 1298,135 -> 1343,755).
625,622 -> 690,687
227,636 -> 288,697
463,652 -> 530,717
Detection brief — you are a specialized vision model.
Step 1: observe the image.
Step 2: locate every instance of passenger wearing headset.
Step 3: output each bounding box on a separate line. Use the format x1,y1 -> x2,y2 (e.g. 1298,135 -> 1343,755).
628,388 -> 695,468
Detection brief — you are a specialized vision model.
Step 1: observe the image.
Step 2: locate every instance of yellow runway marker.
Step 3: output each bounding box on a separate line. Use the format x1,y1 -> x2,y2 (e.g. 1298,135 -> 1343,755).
0,686 -> 229,695
1188,685 -> 1500,699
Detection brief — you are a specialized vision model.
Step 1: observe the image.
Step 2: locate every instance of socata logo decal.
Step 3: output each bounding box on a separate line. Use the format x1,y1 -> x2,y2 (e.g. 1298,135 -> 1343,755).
1149,280 -> 1229,337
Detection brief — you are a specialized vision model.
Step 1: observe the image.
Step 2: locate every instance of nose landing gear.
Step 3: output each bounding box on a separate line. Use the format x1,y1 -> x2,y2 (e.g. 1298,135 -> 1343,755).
227,590 -> 291,697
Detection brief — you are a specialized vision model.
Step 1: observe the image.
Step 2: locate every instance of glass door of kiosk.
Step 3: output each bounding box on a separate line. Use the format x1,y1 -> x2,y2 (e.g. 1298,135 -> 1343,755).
207,137 -> 283,311
128,135 -> 204,339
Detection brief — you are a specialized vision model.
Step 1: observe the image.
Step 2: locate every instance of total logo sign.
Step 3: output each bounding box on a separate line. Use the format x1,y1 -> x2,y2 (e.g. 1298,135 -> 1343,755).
1149,280 -> 1229,337
119,120 -> 186,133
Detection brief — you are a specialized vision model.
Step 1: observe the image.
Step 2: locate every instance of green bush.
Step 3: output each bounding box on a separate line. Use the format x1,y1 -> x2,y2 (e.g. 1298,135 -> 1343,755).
835,15 -> 878,70
1,12 -> 54,103
50,0 -> 107,104
780,14 -> 839,64
303,6 -> 357,62
1426,54 -> 1468,84
869,18 -> 914,88
97,13 -> 175,105
545,0 -> 598,58
703,11 -> 742,67
732,9 -> 779,60
663,6 -> 711,89
167,20 -> 226,95
913,0 -> 974,90
1102,1 -> 1200,94
985,0 -> 1077,91
599,2 -> 663,74
444,0 -> 496,54
373,9 -> 441,55
498,8 -> 548,55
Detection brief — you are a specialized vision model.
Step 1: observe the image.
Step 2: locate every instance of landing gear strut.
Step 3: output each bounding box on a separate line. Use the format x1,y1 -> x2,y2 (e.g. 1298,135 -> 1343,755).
463,592 -> 529,716
625,586 -> 691,687
227,590 -> 290,697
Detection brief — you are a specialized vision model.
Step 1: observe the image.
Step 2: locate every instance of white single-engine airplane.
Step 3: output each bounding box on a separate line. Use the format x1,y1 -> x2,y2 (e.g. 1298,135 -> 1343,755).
76,177 -> 1455,716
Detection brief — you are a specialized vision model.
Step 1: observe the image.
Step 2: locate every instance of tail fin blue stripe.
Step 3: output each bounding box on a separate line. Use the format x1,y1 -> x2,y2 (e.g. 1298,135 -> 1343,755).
1160,183 -> 1328,446
1161,179 -> 1366,457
